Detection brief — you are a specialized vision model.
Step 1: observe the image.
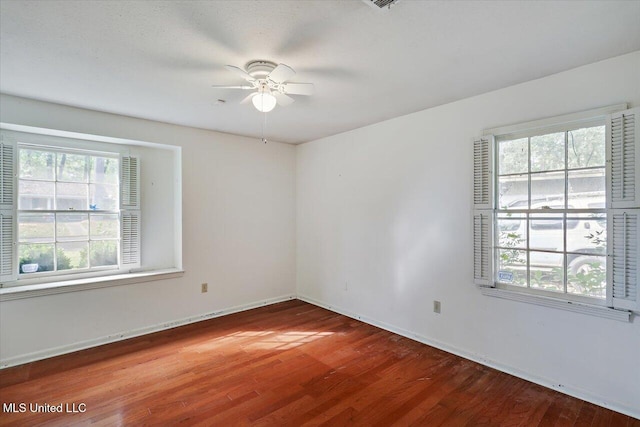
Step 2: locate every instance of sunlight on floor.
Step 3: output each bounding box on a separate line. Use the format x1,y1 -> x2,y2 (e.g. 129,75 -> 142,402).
185,331 -> 334,353
242,331 -> 334,350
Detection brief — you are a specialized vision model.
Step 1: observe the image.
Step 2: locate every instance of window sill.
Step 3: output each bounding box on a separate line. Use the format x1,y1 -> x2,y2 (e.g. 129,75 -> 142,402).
0,269 -> 184,301
480,287 -> 631,322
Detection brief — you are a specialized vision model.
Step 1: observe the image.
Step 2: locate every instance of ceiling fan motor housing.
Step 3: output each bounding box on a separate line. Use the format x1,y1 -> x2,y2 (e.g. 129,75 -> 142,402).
246,60 -> 277,79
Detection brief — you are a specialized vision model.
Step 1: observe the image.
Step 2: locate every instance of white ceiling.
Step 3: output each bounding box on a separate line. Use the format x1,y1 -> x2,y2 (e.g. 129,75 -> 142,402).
1,1 -> 639,144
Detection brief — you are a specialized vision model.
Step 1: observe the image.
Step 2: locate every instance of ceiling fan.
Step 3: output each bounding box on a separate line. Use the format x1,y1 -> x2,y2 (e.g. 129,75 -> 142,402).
212,60 -> 314,112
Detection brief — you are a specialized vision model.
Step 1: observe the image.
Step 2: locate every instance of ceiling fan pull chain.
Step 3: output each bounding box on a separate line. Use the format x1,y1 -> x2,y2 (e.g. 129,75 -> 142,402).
262,111 -> 268,144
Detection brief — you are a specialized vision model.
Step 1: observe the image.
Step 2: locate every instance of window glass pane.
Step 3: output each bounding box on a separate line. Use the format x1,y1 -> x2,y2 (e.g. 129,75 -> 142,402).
498,174 -> 528,209
529,252 -> 564,292
90,241 -> 118,267
529,215 -> 563,251
57,242 -> 89,271
16,146 -> 123,278
56,213 -> 89,241
18,213 -> 55,242
18,180 -> 54,210
89,156 -> 118,184
566,214 -> 606,255
567,256 -> 606,298
19,243 -> 54,273
530,132 -> 564,172
531,172 -> 565,208
56,182 -> 88,210
90,184 -> 118,211
568,169 -> 605,207
499,138 -> 528,175
567,126 -> 605,169
57,153 -> 88,182
19,149 -> 55,180
497,214 -> 526,249
90,214 -> 119,238
497,249 -> 527,286
494,121 -> 606,300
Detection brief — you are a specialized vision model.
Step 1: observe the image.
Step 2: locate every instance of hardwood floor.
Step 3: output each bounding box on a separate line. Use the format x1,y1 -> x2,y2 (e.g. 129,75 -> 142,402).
0,300 -> 637,426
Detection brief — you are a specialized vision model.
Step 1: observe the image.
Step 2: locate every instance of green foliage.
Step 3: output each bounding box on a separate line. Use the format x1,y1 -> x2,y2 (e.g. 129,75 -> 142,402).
19,245 -> 71,272
57,248 -> 72,270
530,267 -> 563,291
569,260 -> 606,297
20,149 -> 55,180
530,132 -> 564,171
567,229 -> 606,297
568,126 -> 606,168
499,126 -> 605,175
499,230 -> 525,265
77,241 -> 117,268
19,149 -> 118,184
498,138 -> 527,175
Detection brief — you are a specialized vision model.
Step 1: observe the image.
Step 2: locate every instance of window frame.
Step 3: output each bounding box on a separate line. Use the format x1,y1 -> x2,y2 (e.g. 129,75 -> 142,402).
492,120 -> 609,306
16,143 -> 122,279
473,103 -> 639,319
1,129 -> 141,287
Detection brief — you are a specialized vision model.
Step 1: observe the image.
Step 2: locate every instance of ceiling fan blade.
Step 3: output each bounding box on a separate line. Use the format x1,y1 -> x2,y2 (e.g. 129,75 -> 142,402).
240,93 -> 257,104
268,63 -> 295,83
225,65 -> 255,82
281,82 -> 314,96
211,85 -> 255,90
273,92 -> 295,107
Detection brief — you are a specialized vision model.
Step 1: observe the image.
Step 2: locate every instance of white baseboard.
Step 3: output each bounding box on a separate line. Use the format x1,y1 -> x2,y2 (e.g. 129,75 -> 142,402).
0,294 -> 296,369
297,294 -> 640,420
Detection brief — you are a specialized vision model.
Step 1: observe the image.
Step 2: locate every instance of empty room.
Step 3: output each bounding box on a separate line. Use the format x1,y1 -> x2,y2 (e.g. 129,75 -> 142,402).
0,0 -> 639,425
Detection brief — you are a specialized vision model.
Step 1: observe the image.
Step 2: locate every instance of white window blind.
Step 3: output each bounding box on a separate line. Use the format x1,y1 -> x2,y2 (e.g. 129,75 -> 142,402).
0,137 -> 16,282
120,156 -> 140,269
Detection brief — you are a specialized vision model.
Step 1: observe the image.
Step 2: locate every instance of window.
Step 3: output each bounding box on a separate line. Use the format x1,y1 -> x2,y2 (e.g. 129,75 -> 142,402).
496,124 -> 607,299
1,131 -> 140,285
18,147 -> 120,276
473,106 -> 640,313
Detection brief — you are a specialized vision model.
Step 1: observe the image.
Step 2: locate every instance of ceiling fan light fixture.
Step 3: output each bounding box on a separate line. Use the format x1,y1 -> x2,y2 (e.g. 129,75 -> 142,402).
215,61 -> 313,115
252,90 -> 277,113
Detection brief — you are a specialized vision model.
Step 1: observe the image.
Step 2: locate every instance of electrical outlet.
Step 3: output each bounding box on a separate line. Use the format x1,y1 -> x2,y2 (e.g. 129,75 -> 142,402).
433,300 -> 441,314
201,283 -> 208,293
344,281 -> 348,291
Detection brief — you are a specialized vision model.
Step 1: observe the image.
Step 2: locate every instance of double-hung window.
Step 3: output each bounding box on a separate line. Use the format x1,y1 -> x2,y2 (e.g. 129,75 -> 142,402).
0,131 -> 140,285
473,106 -> 640,314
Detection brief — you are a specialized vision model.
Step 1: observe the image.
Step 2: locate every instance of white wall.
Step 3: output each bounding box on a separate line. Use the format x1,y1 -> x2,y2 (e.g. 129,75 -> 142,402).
0,94 -> 297,364
296,51 -> 640,417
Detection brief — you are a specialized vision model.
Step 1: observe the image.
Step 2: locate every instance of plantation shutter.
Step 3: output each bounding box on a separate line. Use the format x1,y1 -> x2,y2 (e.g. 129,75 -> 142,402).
0,137 -> 17,283
473,211 -> 492,286
473,136 -> 493,209
473,136 -> 494,286
608,108 -> 639,312
609,107 -> 640,208
120,156 -> 140,269
610,210 -> 639,312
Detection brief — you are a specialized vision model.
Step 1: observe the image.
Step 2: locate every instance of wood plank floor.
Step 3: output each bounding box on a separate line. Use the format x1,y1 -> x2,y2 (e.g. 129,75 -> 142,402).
0,300 -> 637,426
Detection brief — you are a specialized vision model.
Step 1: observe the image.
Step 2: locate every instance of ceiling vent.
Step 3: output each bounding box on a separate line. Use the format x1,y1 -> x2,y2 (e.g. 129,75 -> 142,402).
362,0 -> 400,10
